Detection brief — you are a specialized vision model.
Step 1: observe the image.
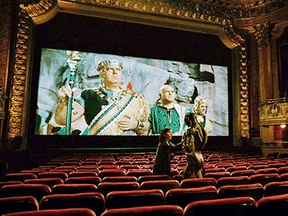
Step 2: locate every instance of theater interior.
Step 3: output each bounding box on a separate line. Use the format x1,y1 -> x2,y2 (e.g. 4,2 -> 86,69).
1,0 -> 288,215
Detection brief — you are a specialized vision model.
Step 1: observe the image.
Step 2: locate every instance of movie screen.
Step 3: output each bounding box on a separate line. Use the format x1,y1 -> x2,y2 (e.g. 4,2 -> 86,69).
36,48 -> 229,136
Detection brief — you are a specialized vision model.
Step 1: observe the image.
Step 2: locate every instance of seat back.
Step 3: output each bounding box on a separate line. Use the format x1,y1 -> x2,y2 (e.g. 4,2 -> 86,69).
68,171 -> 97,177
126,169 -> 153,178
165,186 -> 218,209
40,192 -> 105,216
3,173 -> 37,182
102,176 -> 137,182
0,184 -> 51,201
38,172 -> 68,181
2,208 -> 96,216
249,173 -> 280,186
216,176 -> 250,188
257,194 -> 288,216
231,170 -> 256,177
24,178 -> 64,189
106,189 -> 164,209
218,183 -> 264,201
138,175 -> 171,185
101,205 -> 183,216
0,196 -> 39,215
204,172 -> 231,179
65,176 -> 102,185
264,181 -> 288,197
140,180 -> 180,194
180,178 -> 217,188
51,183 -> 98,194
0,181 -> 23,189
98,182 -> 140,196
98,169 -> 126,178
183,197 -> 257,216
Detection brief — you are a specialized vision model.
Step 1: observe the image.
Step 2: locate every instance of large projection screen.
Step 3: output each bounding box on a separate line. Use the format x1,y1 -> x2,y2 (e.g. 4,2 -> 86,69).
36,48 -> 229,137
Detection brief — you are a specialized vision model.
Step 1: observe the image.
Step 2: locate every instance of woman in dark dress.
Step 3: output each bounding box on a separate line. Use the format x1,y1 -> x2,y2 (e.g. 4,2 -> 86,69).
153,127 -> 183,176
182,112 -> 208,179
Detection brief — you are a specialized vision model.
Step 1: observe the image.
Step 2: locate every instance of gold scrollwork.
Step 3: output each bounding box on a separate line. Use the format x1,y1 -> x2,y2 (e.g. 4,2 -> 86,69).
8,8 -> 31,138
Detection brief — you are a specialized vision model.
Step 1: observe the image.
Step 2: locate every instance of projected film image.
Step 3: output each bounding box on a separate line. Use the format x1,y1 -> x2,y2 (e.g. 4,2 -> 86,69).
36,48 -> 229,136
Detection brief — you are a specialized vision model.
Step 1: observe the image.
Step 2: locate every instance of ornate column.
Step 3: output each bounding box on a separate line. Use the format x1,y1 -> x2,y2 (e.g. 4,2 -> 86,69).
254,22 -> 278,144
254,22 -> 274,102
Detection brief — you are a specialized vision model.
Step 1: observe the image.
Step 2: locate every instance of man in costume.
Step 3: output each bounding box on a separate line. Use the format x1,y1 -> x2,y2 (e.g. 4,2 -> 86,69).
148,85 -> 191,136
55,60 -> 150,135
182,112 -> 208,179
193,96 -> 212,133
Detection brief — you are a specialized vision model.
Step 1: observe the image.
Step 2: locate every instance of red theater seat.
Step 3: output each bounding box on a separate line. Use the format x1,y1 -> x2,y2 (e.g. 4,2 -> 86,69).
21,169 -> 46,175
126,169 -> 153,178
55,166 -> 78,171
3,173 -> 37,182
2,208 -> 96,216
68,171 -> 97,177
255,168 -> 278,174
97,182 -> 140,196
218,183 -> 264,201
98,169 -> 126,178
138,175 -> 171,184
264,181 -> 288,197
0,181 -> 23,188
0,184 -> 51,201
204,172 -> 231,179
249,173 -> 280,186
204,168 -> 226,173
248,165 -> 267,170
140,180 -> 180,194
101,205 -> 183,216
266,162 -> 284,168
65,176 -> 102,185
225,166 -> 247,173
102,176 -> 137,182
106,189 -> 164,209
99,164 -> 120,170
180,178 -> 217,188
0,196 -> 39,215
165,186 -> 218,208
216,176 -> 250,188
119,164 -> 140,170
257,194 -> 288,216
38,172 -> 68,181
51,183 -> 98,194
50,169 -> 75,174
24,178 -> 64,189
231,169 -> 256,177
277,166 -> 288,175
39,192 -> 105,216
183,197 -> 257,216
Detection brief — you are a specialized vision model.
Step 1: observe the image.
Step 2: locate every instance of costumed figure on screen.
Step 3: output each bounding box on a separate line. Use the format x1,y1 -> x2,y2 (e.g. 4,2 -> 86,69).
148,85 -> 192,136
153,127 -> 183,177
193,96 -> 212,134
182,112 -> 208,179
55,59 -> 150,135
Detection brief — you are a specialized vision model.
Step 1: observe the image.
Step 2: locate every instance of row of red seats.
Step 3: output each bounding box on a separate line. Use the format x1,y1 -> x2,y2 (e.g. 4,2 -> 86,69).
1,189 -> 288,216
1,176 -> 288,203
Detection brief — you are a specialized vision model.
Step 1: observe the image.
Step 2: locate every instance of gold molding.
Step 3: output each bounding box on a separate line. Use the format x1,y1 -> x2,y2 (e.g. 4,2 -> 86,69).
12,0 -> 250,139
259,102 -> 288,126
8,8 -> 32,138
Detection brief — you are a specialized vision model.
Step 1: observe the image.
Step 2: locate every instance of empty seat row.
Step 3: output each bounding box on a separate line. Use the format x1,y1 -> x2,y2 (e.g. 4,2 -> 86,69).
2,179 -> 288,211
2,193 -> 288,216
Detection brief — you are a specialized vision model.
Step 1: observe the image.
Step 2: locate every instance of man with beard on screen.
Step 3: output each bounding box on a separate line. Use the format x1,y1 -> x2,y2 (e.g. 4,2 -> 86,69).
55,59 -> 150,135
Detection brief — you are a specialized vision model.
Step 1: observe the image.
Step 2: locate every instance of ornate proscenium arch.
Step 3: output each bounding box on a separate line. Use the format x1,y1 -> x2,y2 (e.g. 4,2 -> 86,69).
9,0 -> 249,139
